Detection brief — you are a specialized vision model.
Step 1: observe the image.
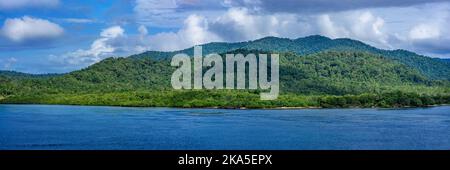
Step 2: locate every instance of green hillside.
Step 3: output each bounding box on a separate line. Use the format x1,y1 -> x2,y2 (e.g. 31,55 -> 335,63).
1,36 -> 449,108
131,35 -> 450,80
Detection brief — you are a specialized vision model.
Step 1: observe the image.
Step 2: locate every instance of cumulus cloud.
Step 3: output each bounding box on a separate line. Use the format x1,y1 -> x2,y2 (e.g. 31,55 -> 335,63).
394,3 -> 450,57
140,8 -> 312,51
100,26 -> 124,38
53,26 -> 124,66
209,8 -> 305,41
1,16 -> 64,43
146,14 -> 222,51
50,14 -> 223,69
0,0 -> 59,10
42,1 -> 450,73
145,8 -> 389,50
129,0 -> 450,57
316,11 -> 389,48
51,25 -> 157,70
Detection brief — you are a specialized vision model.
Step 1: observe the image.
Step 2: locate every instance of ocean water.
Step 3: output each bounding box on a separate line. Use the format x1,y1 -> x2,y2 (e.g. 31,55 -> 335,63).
0,104 -> 449,150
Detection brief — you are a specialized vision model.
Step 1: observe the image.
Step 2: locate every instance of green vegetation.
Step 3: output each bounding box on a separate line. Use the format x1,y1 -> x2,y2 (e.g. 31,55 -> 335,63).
131,35 -> 450,80
1,36 -> 449,108
1,90 -> 448,109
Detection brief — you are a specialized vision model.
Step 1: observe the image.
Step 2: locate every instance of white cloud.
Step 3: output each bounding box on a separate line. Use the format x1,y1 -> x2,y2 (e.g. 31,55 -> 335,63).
1,16 -> 64,43
51,25 -> 156,69
317,14 -> 349,38
317,11 -> 389,48
179,14 -> 222,46
210,8 -> 282,41
145,8 -> 389,50
146,7 -> 312,48
146,14 -> 222,51
100,26 -> 124,38
0,0 -> 59,10
56,26 -> 124,66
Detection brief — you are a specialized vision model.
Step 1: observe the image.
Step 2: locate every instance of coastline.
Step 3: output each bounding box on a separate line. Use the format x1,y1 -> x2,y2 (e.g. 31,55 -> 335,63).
0,102 -> 448,110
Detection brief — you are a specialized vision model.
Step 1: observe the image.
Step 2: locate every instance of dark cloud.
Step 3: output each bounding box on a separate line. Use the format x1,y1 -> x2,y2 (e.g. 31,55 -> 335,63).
231,0 -> 449,13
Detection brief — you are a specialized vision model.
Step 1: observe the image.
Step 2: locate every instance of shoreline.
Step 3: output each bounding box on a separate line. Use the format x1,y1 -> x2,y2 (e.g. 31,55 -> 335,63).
0,102 -> 448,110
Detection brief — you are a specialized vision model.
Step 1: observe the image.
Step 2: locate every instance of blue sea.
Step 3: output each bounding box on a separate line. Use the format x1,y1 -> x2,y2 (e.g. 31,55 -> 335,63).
0,104 -> 449,150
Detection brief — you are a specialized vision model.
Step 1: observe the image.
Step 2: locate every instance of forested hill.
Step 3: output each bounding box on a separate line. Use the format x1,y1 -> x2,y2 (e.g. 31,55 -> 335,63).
131,35 -> 450,80
1,35 -> 449,108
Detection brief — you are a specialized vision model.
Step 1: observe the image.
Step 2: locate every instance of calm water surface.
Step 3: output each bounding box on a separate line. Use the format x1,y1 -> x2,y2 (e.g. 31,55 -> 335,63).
0,104 -> 449,150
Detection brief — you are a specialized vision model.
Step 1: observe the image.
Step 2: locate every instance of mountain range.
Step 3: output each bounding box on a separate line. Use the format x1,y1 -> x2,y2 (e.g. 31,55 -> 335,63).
132,35 -> 450,80
1,35 -> 449,108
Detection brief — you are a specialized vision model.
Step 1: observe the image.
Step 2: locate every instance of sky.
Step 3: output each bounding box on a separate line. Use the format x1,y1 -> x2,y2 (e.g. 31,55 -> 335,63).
0,0 -> 449,73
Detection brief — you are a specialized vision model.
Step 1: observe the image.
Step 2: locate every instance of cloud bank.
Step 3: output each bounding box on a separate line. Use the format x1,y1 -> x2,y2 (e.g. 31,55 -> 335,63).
52,26 -> 125,67
3,0 -> 449,73
132,1 -> 450,58
54,1 -> 450,71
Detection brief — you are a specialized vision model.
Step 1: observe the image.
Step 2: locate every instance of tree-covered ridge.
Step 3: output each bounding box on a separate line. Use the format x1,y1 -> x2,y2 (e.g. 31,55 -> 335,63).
1,50 -> 441,94
1,35 -> 449,108
279,51 -> 433,95
131,35 -> 450,80
1,50 -> 449,108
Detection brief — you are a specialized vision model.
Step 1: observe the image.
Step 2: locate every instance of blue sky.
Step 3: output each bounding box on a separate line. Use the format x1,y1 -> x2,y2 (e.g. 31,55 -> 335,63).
0,0 -> 449,73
